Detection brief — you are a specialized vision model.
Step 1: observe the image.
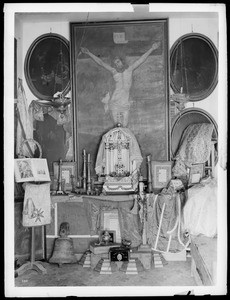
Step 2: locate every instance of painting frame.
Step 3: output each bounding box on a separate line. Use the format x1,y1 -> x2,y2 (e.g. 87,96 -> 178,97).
188,163 -> 205,186
170,33 -> 218,102
100,230 -> 116,244
14,158 -> 50,183
52,161 -> 77,192
70,19 -> 170,179
24,33 -> 70,100
151,161 -> 172,189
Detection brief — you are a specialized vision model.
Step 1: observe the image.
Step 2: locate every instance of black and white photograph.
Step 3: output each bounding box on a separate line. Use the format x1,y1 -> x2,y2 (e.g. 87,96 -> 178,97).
4,3 -> 227,298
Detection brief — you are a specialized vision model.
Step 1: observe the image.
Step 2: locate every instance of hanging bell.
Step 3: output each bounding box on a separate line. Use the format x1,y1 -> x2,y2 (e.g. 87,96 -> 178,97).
49,222 -> 77,266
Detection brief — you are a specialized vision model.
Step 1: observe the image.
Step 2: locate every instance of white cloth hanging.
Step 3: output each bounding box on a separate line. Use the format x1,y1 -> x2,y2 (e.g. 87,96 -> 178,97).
22,182 -> 51,227
16,79 -> 34,156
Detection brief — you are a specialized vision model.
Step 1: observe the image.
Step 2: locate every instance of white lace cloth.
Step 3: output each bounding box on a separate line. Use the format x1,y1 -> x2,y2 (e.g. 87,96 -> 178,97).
182,177 -> 217,237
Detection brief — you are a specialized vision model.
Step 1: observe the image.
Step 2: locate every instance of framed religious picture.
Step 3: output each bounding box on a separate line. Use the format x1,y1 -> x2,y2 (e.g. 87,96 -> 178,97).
100,230 -> 116,244
151,161 -> 172,189
24,33 -> 70,100
52,161 -> 77,192
170,33 -> 218,102
14,158 -> 50,183
70,20 -> 170,179
188,163 -> 204,186
101,209 -> 121,243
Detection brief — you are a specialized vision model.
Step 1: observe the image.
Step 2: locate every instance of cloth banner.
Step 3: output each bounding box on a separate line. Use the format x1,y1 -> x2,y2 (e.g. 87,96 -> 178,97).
22,182 -> 51,227
16,79 -> 34,156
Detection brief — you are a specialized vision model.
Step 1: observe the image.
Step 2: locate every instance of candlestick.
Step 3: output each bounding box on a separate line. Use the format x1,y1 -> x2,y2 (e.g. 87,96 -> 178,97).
87,153 -> 92,194
82,150 -> 87,192
56,159 -> 66,195
147,155 -> 153,193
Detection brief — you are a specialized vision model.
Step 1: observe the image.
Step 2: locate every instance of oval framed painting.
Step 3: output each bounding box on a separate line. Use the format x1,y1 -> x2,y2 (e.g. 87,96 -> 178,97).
170,33 -> 218,102
24,33 -> 70,100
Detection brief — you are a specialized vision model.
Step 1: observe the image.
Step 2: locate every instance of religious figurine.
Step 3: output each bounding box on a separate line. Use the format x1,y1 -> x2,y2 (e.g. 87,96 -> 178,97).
101,230 -> 112,245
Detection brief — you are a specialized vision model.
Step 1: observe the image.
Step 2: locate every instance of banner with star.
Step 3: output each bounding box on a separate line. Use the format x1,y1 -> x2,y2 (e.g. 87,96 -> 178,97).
22,182 -> 51,227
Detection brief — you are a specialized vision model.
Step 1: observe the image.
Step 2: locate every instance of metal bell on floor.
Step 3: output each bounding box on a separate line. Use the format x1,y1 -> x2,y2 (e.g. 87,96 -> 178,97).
49,222 -> 77,266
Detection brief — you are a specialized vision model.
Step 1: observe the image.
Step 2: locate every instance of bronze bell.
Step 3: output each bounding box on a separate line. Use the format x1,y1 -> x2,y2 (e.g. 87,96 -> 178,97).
49,222 -> 77,266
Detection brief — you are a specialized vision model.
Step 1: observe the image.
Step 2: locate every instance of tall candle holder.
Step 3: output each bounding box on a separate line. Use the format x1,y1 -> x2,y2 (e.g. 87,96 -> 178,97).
82,149 -> 87,193
56,159 -> 66,195
87,153 -> 93,195
138,176 -> 151,252
147,155 -> 153,193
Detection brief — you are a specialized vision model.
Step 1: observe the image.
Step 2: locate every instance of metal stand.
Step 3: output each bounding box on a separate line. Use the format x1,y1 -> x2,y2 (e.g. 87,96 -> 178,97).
15,227 -> 47,276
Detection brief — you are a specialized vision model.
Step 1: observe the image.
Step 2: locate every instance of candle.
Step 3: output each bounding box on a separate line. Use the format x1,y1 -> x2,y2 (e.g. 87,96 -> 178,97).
83,149 -> 86,155
88,153 -> 90,161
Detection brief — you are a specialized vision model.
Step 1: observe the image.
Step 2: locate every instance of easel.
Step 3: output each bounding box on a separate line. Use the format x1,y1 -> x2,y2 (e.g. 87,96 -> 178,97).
16,226 -> 47,276
15,86 -> 48,275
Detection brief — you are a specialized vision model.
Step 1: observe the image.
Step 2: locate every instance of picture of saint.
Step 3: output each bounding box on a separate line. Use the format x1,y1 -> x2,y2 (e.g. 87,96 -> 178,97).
17,160 -> 33,179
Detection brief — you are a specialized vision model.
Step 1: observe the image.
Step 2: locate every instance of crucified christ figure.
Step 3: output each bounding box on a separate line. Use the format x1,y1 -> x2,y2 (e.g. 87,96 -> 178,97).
80,41 -> 160,127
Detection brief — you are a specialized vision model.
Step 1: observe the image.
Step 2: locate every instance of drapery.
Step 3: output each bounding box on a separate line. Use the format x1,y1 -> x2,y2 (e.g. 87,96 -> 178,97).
16,79 -> 34,156
172,123 -> 214,178
182,177 -> 217,237
83,195 -> 142,247
147,185 -> 189,253
29,100 -> 73,161
95,127 -> 143,175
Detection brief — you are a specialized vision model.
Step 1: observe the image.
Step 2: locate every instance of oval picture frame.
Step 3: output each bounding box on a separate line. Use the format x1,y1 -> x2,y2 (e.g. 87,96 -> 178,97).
170,33 -> 218,102
24,33 -> 70,100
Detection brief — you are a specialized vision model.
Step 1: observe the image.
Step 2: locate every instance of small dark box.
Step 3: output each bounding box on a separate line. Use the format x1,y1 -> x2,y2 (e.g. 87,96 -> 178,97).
109,247 -> 129,262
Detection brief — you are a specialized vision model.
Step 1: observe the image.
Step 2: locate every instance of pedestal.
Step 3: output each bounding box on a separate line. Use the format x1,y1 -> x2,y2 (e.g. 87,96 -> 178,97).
138,244 -> 151,252
90,242 -> 120,255
130,249 -> 152,270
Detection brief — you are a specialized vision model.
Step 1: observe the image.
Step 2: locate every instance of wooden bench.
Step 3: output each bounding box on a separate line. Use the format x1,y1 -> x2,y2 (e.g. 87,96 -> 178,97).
190,235 -> 217,285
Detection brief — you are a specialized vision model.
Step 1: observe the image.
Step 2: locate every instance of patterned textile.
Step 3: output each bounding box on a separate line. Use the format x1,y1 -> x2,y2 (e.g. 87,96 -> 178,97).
22,182 -> 51,227
95,127 -> 143,175
147,186 -> 189,253
83,196 -> 142,247
172,123 -> 214,177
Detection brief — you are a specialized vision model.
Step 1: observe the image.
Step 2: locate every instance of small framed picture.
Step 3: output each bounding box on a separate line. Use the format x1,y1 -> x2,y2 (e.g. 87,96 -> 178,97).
151,161 -> 172,189
101,209 -> 121,243
14,158 -> 50,183
188,163 -> 204,186
53,161 -> 77,192
100,230 -> 116,244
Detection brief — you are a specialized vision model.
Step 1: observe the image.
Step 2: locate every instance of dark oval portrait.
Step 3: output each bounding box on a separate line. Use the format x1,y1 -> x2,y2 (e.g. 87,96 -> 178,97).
170,33 -> 218,101
24,33 -> 70,100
